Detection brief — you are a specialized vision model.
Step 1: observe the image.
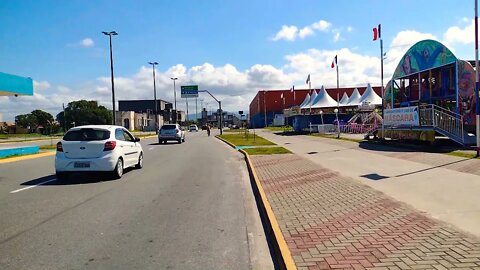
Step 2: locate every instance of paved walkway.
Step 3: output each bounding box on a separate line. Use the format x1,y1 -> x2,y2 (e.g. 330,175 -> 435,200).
251,153 -> 480,269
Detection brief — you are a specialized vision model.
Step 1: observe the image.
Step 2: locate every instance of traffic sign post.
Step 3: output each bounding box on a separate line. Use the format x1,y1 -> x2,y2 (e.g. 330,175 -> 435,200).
181,85 -> 199,98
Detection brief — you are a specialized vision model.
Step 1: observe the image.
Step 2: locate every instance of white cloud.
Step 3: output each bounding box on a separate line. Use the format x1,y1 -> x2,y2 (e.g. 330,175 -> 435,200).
272,25 -> 298,41
33,80 -> 51,91
443,19 -> 474,46
80,38 -> 94,47
272,19 -> 332,42
347,26 -> 353,32
299,27 -> 314,39
311,20 -> 331,31
333,31 -> 341,42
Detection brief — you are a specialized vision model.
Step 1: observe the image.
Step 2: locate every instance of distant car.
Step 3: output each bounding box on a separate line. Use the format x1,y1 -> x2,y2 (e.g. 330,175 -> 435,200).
55,125 -> 143,180
189,124 -> 198,132
159,124 -> 185,144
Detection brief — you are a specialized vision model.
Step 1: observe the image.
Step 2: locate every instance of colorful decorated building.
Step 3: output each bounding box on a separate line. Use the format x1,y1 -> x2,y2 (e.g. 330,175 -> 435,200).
383,39 -> 476,145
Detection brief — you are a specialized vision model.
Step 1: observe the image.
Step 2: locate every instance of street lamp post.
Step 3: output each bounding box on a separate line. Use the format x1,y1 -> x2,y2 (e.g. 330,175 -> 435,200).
170,77 -> 178,123
102,31 -> 118,125
148,62 -> 159,133
334,108 -> 340,138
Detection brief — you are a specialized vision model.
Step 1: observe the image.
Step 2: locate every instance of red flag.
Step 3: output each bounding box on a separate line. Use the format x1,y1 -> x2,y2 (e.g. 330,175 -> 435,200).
373,24 -> 381,41
331,55 -> 337,68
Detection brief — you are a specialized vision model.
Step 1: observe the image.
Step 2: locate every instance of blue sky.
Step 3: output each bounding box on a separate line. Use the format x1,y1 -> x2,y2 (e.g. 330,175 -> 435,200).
0,0 -> 475,120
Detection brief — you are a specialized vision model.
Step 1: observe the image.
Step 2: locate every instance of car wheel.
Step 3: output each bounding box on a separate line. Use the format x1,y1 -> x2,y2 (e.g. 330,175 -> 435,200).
158,139 -> 161,144
182,137 -> 185,142
56,172 -> 68,181
112,158 -> 124,179
136,152 -> 143,169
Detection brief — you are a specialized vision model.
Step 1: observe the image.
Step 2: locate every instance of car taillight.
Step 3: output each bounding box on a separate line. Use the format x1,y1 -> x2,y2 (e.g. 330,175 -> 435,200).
176,129 -> 180,133
104,141 -> 117,151
56,142 -> 63,152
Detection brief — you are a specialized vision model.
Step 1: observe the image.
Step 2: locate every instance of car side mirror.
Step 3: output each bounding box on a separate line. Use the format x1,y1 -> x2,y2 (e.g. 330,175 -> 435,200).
134,137 -> 141,142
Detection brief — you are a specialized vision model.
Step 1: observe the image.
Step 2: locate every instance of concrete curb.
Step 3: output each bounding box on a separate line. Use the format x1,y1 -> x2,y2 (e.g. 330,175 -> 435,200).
215,135 -> 297,270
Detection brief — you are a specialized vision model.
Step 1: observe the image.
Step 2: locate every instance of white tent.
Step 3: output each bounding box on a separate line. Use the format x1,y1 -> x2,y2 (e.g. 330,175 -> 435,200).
346,88 -> 362,106
359,83 -> 382,105
338,92 -> 349,106
301,89 -> 318,109
311,86 -> 338,109
298,93 -> 310,108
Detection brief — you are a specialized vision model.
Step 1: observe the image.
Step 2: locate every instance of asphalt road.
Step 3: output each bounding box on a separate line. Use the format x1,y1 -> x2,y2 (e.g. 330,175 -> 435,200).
0,130 -> 273,270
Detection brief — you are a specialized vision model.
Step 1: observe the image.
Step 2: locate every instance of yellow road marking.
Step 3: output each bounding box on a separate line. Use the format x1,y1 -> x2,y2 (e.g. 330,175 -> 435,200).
0,151 -> 55,164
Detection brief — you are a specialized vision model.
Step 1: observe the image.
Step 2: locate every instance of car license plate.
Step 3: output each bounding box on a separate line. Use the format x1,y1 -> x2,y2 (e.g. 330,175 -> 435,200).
74,161 -> 90,168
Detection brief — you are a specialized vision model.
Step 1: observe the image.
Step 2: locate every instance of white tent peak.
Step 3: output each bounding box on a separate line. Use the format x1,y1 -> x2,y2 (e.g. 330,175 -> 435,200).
339,92 -> 349,106
346,88 -> 362,106
301,89 -> 318,109
311,86 -> 337,109
359,83 -> 382,105
299,93 -> 310,108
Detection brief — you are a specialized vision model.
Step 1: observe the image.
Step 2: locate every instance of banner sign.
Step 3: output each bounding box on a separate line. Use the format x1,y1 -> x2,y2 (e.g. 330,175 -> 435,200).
180,85 -> 198,98
383,106 -> 419,127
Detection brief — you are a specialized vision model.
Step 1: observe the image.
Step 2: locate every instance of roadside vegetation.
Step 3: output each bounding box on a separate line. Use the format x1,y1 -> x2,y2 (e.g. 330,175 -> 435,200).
243,147 -> 291,155
264,126 -> 293,132
218,133 -> 275,146
217,132 -> 290,155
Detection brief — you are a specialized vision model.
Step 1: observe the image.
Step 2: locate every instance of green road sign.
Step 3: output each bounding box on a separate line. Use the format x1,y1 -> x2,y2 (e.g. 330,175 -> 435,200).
180,85 -> 198,98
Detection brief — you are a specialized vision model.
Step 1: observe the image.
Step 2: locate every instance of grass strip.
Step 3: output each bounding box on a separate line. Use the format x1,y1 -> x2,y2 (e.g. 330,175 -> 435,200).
264,126 -> 293,132
243,147 -> 291,155
218,133 -> 275,146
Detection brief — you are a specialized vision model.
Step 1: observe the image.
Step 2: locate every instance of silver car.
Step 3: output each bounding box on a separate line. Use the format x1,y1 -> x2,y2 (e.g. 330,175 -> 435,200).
158,124 -> 186,144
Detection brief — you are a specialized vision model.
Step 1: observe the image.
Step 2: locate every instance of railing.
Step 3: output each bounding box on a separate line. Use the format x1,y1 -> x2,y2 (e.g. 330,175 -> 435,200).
419,104 -> 464,143
340,124 -> 378,134
309,123 -> 378,135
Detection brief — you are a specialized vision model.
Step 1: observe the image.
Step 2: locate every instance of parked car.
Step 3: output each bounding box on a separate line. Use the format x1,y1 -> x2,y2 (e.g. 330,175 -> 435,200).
55,125 -> 143,180
158,123 -> 185,144
189,124 -> 199,132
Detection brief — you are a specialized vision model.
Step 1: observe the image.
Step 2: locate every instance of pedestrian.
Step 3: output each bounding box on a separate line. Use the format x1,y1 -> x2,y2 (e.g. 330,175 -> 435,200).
207,124 -> 211,136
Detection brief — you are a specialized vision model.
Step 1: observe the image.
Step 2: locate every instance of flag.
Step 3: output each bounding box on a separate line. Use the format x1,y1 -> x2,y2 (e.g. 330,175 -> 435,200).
290,85 -> 294,93
373,24 -> 381,41
280,93 -> 283,99
306,74 -> 310,84
331,55 -> 337,68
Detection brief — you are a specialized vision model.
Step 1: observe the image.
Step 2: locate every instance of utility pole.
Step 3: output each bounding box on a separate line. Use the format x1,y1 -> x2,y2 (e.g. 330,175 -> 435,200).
148,62 -> 159,133
170,77 -> 178,123
196,97 -> 198,123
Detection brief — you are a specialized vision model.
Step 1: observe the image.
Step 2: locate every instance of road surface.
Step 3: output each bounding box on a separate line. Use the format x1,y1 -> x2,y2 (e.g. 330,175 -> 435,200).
0,130 -> 272,270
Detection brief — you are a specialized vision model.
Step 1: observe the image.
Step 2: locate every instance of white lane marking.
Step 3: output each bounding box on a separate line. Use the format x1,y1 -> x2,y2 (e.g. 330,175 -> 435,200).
10,178 -> 57,194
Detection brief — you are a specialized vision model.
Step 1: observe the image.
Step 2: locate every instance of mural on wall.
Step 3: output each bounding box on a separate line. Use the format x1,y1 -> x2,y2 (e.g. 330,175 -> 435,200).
392,40 -> 456,80
457,60 -> 476,126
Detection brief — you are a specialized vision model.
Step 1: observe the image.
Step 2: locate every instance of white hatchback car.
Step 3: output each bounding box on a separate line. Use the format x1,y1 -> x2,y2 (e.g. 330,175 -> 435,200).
55,125 -> 143,180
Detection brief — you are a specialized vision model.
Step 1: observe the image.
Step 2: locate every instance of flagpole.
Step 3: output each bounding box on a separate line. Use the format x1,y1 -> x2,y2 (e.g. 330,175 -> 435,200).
308,81 -> 312,114
475,0 -> 480,156
336,56 -> 340,138
381,37 -> 385,139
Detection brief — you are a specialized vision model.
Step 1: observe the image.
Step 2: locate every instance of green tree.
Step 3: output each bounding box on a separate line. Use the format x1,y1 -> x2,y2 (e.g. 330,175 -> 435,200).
15,113 -> 36,131
31,110 -> 54,129
56,100 -> 112,130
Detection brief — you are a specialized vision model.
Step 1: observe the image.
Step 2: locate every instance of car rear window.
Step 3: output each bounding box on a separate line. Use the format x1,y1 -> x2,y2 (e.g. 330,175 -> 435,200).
161,125 -> 176,130
63,128 -> 110,141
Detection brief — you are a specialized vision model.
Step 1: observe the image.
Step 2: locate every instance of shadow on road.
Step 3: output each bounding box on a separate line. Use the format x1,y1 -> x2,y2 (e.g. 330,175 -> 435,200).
148,142 -> 182,146
20,169 -> 135,186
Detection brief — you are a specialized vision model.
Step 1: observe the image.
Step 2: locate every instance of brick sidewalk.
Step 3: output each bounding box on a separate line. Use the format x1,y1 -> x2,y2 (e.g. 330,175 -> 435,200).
251,153 -> 480,270
313,136 -> 480,177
